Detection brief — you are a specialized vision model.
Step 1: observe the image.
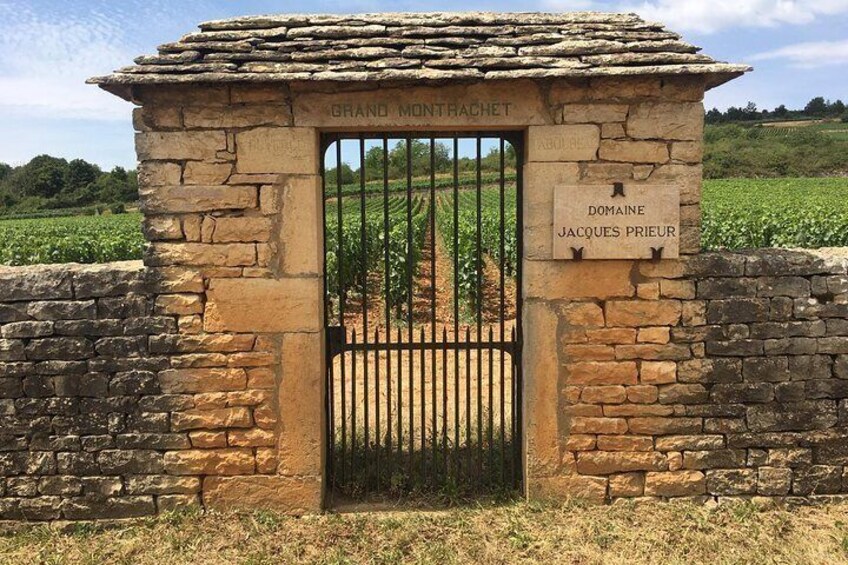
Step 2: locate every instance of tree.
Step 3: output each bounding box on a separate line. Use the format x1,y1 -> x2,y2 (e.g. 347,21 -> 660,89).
804,97 -> 828,117
773,104 -> 789,118
64,159 -> 100,193
0,163 -> 11,183
832,100 -> 846,116
9,155 -> 67,199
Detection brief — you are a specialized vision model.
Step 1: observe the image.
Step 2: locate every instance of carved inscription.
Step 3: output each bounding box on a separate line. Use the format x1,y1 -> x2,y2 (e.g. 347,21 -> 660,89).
329,102 -> 513,119
553,184 -> 680,260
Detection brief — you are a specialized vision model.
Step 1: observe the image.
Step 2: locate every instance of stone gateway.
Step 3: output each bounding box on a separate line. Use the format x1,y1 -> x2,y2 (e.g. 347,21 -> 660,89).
0,11 -> 845,521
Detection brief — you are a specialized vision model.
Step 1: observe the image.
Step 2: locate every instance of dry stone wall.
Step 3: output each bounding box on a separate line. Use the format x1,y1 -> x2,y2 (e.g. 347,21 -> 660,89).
540,248 -> 848,502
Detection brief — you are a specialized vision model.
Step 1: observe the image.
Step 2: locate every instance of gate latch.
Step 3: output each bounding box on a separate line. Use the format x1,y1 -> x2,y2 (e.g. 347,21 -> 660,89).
326,325 -> 346,359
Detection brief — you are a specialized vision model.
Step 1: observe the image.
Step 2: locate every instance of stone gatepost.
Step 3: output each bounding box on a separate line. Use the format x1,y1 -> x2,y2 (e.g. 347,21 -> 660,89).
134,85 -> 325,511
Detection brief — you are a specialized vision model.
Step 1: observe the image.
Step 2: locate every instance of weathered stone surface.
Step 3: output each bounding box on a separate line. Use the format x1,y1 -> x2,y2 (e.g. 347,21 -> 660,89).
576,451 -> 667,474
527,124 -> 599,162
524,300 -> 562,476
278,175 -> 323,275
644,470 -> 705,496
278,333 -> 323,475
627,102 -> 703,140
136,131 -> 226,160
0,268 -> 73,302
203,476 -> 322,514
148,242 -> 256,267
237,127 -> 317,174
605,301 -> 681,327
747,401 -> 837,432
164,448 -> 254,475
599,139 -> 669,163
204,277 -> 322,333
528,475 -> 607,504
140,185 -> 257,213
524,260 -> 634,300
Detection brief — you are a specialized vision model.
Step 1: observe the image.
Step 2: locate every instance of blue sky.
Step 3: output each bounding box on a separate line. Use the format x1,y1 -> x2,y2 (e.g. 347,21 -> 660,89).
1,0 -> 846,170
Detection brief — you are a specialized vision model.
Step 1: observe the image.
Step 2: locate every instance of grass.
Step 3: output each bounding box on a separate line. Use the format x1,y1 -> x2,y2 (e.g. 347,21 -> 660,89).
3,499 -> 848,564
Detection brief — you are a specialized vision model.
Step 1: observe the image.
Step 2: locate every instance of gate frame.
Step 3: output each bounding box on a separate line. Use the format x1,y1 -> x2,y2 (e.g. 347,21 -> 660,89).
318,129 -> 527,505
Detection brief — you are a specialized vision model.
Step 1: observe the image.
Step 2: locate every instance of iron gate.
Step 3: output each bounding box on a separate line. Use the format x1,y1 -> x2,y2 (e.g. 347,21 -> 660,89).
322,132 -> 523,502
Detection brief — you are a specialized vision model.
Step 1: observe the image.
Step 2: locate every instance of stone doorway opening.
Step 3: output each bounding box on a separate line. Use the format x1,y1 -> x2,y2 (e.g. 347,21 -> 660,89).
321,132 -> 524,504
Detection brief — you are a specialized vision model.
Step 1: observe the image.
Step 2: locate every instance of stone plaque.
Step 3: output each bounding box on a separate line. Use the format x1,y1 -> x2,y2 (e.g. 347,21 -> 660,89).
553,184 -> 680,260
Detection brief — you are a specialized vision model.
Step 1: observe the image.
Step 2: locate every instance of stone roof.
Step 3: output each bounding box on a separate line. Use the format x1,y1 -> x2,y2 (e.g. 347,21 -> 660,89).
89,12 -> 750,93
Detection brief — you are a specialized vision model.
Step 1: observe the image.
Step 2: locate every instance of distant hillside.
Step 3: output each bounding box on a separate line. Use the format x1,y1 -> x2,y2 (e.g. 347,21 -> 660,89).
0,155 -> 137,218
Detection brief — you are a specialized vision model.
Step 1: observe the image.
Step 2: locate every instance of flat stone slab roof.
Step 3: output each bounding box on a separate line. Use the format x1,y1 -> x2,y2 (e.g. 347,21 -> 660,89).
89,12 -> 750,91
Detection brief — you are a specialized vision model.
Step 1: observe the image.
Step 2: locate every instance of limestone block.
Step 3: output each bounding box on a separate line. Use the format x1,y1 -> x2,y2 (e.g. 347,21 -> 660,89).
527,125 -> 599,162
138,162 -> 182,187
644,470 -> 705,496
171,408 -> 252,431
204,277 -> 322,333
524,260 -> 634,300
523,301 -> 561,477
148,243 -> 256,267
136,131 -> 226,161
159,368 -> 247,393
527,475 -> 607,504
576,451 -> 667,474
210,217 -> 274,243
278,333 -> 324,476
609,472 -> 644,497
671,141 -> 703,163
183,105 -> 291,129
278,176 -> 324,275
236,127 -> 317,174
597,437 -> 655,452
628,102 -> 704,141
640,361 -> 677,384
143,216 -> 183,241
202,476 -> 321,514
562,104 -> 628,124
599,140 -> 669,164
154,293 -> 203,316
163,448 -> 254,475
605,300 -> 681,327
565,362 -> 638,385
139,185 -> 257,214
183,162 -> 233,185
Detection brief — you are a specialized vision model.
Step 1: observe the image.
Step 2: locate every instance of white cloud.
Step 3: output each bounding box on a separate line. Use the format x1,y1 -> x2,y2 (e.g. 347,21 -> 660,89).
0,2 -> 135,120
545,0 -> 848,34
750,39 -> 848,67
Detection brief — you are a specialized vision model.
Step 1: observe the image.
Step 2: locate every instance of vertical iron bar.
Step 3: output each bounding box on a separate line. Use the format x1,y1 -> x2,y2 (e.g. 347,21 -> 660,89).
499,137 -> 507,485
336,141 -> 347,485
383,136 -> 393,486
351,328 -> 357,487
397,326 -> 403,463
374,328 -> 381,491
488,325 -> 494,484
465,326 -> 471,479
475,135 -> 483,479
406,136 -> 414,479
514,136 -> 524,490
358,135 -> 369,493
442,327 -> 448,480
452,137 -> 460,477
420,326 -> 426,480
429,137 -> 438,479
